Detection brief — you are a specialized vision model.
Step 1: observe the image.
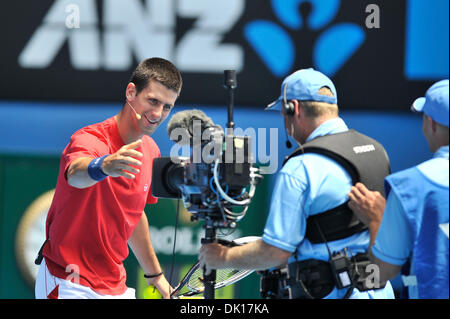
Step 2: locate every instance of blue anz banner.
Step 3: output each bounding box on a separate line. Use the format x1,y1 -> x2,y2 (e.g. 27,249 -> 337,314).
0,0 -> 448,109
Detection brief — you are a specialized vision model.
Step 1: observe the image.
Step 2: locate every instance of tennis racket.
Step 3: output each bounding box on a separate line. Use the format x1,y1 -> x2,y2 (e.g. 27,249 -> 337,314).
170,236 -> 260,298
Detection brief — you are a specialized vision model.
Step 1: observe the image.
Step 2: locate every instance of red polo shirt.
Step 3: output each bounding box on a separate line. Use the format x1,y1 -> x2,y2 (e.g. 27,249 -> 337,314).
43,117 -> 159,295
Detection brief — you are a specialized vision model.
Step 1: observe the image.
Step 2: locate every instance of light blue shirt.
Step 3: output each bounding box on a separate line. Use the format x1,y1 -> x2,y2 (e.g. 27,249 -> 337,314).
372,145 -> 449,299
262,118 -> 394,299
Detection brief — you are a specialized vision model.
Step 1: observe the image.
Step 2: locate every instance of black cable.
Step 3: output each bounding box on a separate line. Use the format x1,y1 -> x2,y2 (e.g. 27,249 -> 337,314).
313,219 -> 333,258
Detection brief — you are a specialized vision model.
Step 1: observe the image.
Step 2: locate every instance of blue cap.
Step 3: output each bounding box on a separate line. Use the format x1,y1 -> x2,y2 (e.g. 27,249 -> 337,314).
411,79 -> 449,127
266,68 -> 338,111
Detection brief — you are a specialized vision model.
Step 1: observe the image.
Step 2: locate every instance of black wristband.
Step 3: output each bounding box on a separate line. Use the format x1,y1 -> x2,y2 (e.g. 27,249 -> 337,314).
144,271 -> 163,279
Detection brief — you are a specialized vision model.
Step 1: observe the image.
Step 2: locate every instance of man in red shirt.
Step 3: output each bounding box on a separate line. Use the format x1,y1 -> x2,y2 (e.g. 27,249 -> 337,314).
35,58 -> 182,299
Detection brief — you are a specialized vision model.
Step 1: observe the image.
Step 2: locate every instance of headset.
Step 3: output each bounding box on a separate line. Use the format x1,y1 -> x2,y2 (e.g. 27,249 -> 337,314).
281,82 -> 295,148
282,82 -> 295,116
126,100 -> 142,120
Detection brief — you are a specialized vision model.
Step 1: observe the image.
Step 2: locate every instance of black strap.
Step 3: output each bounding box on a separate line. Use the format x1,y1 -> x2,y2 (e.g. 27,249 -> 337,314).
34,238 -> 48,265
305,202 -> 368,244
288,252 -> 376,299
288,259 -> 336,299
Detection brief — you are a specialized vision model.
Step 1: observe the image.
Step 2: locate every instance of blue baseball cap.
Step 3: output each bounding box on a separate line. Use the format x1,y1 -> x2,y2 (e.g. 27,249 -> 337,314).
411,79 -> 449,127
266,68 -> 338,111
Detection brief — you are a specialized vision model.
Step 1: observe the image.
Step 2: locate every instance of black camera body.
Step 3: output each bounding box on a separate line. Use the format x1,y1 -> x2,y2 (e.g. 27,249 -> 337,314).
152,133 -> 253,221
152,136 -> 252,196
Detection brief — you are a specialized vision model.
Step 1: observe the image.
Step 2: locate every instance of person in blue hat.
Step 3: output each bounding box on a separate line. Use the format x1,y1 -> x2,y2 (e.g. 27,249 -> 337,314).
348,80 -> 449,299
200,68 -> 395,299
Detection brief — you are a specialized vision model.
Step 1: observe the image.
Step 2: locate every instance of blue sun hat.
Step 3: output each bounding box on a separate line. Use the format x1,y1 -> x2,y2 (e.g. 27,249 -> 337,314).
266,68 -> 338,111
411,79 -> 449,127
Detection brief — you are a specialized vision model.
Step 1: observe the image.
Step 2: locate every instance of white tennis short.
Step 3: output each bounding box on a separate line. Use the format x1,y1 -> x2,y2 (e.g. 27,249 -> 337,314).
35,258 -> 136,299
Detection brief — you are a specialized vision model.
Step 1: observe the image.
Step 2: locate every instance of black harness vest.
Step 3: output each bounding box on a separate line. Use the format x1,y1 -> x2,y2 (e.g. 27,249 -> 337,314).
283,129 -> 390,244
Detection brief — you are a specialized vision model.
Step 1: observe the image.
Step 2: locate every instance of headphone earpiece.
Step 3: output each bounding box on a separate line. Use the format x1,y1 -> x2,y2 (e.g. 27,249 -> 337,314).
284,101 -> 295,116
283,83 -> 295,116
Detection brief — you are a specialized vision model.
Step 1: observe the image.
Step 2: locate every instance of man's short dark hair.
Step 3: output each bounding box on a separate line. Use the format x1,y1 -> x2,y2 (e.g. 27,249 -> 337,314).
129,57 -> 182,95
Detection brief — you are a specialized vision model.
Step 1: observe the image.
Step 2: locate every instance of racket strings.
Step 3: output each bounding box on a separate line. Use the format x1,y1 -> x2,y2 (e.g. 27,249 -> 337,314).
186,267 -> 250,292
172,237 -> 261,297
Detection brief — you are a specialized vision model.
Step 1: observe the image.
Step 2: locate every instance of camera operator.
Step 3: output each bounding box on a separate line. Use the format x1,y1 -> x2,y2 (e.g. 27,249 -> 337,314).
348,80 -> 449,299
35,58 -> 182,299
199,68 -> 395,299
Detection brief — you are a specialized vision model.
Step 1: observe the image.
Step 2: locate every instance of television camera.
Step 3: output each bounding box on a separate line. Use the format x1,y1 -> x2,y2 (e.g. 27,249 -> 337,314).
151,70 -> 262,299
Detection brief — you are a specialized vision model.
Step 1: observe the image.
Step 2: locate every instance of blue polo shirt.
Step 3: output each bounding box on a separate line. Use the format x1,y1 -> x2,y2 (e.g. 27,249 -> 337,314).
262,117 -> 394,299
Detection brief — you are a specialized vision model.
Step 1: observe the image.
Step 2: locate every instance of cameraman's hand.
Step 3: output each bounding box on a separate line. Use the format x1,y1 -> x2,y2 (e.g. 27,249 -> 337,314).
348,183 -> 386,246
102,139 -> 143,179
199,243 -> 229,276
